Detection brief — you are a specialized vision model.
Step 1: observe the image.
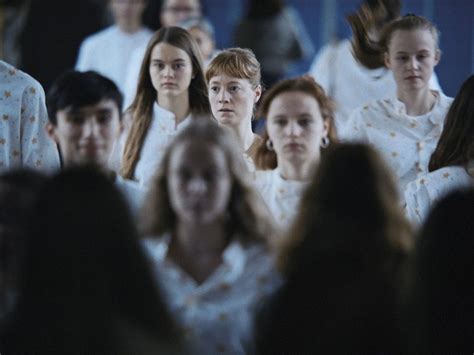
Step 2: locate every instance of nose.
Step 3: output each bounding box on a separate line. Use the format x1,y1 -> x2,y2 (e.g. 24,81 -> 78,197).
187,176 -> 207,196
285,120 -> 302,137
162,65 -> 174,78
407,56 -> 419,70
218,89 -> 230,103
82,118 -> 100,138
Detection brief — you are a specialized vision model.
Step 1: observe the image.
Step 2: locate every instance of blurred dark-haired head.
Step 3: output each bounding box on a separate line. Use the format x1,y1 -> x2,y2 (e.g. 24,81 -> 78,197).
1,167 -> 180,353
414,188 -> 474,353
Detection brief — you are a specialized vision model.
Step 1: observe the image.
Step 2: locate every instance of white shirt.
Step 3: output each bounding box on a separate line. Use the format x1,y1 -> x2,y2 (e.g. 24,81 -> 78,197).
115,174 -> 146,218
254,169 -> 309,230
0,61 -> 60,173
308,39 -> 442,133
76,26 -> 153,95
404,166 -> 473,226
342,92 -> 453,193
123,43 -> 147,109
143,237 -> 280,355
110,103 -> 192,188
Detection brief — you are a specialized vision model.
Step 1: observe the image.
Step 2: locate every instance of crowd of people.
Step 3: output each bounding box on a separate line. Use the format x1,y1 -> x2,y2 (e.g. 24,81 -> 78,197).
0,0 -> 472,353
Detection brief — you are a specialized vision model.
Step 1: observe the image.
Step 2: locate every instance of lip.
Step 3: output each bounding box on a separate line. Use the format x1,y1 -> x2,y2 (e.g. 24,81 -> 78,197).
283,142 -> 304,150
405,75 -> 421,80
218,108 -> 234,112
161,82 -> 177,87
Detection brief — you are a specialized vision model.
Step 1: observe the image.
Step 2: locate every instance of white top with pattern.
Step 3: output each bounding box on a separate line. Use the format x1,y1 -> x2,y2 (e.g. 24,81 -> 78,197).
76,25 -> 153,95
341,91 -> 453,193
308,39 -> 442,133
404,166 -> 473,226
143,236 -> 280,355
0,61 -> 60,173
254,169 -> 309,230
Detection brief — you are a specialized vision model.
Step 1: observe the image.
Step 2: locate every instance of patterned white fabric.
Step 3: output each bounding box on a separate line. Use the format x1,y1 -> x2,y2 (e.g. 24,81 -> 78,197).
76,25 -> 153,95
404,166 -> 473,226
143,236 -> 280,355
254,169 -> 309,230
341,91 -> 453,193
308,39 -> 443,133
0,60 -> 60,173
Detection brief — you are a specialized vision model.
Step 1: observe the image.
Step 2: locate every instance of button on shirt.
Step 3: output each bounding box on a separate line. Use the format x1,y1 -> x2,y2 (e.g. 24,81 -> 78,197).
254,169 -> 309,230
404,166 -> 473,226
143,236 -> 280,355
0,61 -> 60,173
341,92 -> 453,193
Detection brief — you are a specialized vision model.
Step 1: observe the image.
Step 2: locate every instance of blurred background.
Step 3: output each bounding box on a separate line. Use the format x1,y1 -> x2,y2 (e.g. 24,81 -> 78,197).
0,0 -> 472,97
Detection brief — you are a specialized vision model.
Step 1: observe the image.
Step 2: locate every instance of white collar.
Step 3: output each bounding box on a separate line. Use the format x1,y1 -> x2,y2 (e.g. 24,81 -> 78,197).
271,169 -> 309,198
153,102 -> 192,130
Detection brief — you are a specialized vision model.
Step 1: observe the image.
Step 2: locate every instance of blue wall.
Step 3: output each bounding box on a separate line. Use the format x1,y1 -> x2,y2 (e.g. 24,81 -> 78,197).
201,0 -> 473,97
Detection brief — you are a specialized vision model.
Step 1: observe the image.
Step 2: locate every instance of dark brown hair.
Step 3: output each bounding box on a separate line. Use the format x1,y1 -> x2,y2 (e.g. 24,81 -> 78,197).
121,26 -> 211,180
254,75 -> 336,170
429,75 -> 474,172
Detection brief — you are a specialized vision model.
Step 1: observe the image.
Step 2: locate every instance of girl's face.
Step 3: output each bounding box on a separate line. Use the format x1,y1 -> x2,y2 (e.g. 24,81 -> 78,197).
266,91 -> 328,165
149,42 -> 194,99
208,74 -> 261,127
385,29 -> 440,93
167,140 -> 232,225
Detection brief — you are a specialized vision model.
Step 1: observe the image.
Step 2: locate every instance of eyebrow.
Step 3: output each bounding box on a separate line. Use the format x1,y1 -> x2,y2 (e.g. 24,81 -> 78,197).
395,49 -> 431,54
151,58 -> 187,63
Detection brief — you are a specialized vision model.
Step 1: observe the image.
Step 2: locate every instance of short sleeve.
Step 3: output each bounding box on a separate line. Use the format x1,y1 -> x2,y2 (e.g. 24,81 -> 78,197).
75,38 -> 93,71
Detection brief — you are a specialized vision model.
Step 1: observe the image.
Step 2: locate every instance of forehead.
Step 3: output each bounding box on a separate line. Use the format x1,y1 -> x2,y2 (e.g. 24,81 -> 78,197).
57,99 -> 120,118
268,91 -> 320,116
170,140 -> 226,169
150,42 -> 191,62
209,74 -> 250,86
389,29 -> 437,52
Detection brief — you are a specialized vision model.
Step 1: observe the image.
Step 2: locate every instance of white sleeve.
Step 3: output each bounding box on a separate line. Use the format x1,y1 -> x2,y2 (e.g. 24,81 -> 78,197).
75,38 -> 93,71
404,180 -> 430,227
338,107 -> 369,142
308,43 -> 333,94
20,80 -> 60,172
123,47 -> 145,110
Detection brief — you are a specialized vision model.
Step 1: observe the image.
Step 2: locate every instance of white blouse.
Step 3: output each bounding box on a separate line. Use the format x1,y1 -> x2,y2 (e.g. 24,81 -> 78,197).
254,169 -> 309,230
75,26 -> 153,95
404,166 -> 473,226
110,103 -> 192,187
0,61 -> 60,173
308,39 -> 442,133
143,237 -> 280,355
341,92 -> 453,193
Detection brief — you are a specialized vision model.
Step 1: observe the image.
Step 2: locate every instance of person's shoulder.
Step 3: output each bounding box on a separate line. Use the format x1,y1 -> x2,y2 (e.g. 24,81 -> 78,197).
254,169 -> 276,186
0,61 -> 44,93
81,26 -> 117,47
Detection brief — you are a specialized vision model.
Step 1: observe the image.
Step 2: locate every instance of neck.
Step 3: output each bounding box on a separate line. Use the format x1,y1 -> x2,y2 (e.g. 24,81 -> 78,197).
171,219 -> 228,258
397,87 -> 437,116
224,119 -> 255,152
277,156 -> 318,181
117,21 -> 141,34
158,93 -> 190,125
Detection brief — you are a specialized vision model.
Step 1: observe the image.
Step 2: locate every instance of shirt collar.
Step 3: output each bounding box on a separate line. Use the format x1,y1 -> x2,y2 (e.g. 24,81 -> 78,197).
272,169 -> 310,198
153,102 -> 192,130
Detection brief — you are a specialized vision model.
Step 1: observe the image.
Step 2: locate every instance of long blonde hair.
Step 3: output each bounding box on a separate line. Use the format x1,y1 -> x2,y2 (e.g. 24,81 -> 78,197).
121,27 -> 211,179
141,120 -> 274,245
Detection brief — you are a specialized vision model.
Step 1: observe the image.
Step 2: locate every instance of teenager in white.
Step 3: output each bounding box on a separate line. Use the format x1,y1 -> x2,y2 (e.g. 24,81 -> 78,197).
404,75 -> 474,226
308,0 -> 442,132
253,76 -> 336,231
0,60 -> 60,173
114,26 -> 211,187
206,48 -> 264,172
141,121 -> 279,355
342,15 -> 453,193
75,0 -> 153,94
122,0 -> 202,108
45,71 -> 145,215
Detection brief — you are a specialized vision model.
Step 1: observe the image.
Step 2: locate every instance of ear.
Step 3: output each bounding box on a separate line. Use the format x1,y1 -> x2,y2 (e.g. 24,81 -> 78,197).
384,52 -> 391,69
323,119 -> 330,137
45,122 -> 59,144
254,84 -> 262,103
433,49 -> 441,66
